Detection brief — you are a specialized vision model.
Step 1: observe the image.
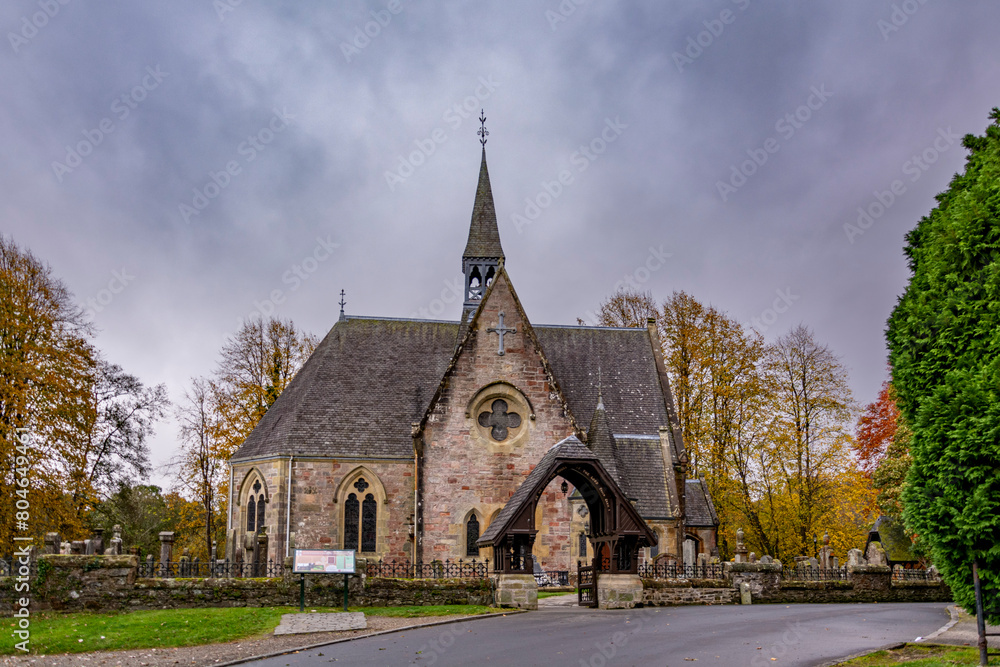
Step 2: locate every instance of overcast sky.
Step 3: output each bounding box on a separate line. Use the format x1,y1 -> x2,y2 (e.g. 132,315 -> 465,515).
3,1 -> 998,486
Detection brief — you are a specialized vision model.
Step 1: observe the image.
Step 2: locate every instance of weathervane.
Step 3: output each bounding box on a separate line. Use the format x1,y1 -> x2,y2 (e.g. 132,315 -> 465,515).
339,289 -> 346,321
478,109 -> 489,147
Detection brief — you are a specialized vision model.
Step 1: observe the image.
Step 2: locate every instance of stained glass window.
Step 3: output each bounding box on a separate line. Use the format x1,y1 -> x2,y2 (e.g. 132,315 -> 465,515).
361,493 -> 377,552
344,493 -> 359,551
466,515 -> 480,556
246,496 -> 257,532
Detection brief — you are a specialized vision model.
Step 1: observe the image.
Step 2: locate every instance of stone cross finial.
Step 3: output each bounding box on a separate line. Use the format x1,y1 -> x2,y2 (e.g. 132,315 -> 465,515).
487,311 -> 516,355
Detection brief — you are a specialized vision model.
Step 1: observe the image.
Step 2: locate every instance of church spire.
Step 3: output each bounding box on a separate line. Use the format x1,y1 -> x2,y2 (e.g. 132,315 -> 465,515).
461,111 -> 504,322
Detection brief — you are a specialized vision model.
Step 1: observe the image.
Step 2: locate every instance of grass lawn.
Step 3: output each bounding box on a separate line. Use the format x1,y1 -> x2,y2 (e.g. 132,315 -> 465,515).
837,643 -> 999,666
3,604 -> 501,656
537,590 -> 576,599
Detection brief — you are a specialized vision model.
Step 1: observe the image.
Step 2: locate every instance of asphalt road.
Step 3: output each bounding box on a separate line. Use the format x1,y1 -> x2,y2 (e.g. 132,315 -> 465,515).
246,602 -> 951,667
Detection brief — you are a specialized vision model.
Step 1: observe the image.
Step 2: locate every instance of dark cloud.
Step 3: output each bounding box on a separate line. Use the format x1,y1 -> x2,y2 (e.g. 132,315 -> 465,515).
2,0 -> 997,480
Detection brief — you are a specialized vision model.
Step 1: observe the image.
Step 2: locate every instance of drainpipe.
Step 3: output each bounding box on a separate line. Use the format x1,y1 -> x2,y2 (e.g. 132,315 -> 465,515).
285,455 -> 294,558
227,465 -> 234,532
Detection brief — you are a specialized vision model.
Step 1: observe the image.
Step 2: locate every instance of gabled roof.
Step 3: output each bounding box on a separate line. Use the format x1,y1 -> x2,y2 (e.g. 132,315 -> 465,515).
478,436 -> 656,547
462,148 -> 504,264
231,317 -> 457,461
413,266 -> 583,440
685,479 -> 719,527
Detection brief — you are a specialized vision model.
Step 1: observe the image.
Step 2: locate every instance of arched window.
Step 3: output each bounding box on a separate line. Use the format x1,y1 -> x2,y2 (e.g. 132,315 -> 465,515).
361,494 -> 377,552
466,514 -> 480,557
344,493 -> 360,551
246,496 -> 257,532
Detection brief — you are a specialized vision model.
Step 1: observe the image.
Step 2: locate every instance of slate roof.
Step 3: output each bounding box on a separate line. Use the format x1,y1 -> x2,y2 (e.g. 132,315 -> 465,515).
534,325 -> 671,437
231,316 -> 682,521
685,479 -> 719,527
231,317 -> 458,461
234,319 -> 673,462
478,436 -> 598,545
866,515 -> 917,564
616,436 -> 673,519
462,148 -> 504,264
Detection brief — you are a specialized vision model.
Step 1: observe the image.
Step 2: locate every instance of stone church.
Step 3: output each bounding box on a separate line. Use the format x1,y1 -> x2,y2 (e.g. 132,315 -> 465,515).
227,139 -> 718,573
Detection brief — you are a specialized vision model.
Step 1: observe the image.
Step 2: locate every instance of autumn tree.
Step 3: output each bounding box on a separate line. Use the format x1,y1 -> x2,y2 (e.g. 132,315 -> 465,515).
594,288 -> 657,328
766,325 -> 858,557
887,109 -> 1000,623
66,360 -> 169,519
855,379 -> 912,520
170,377 -> 227,558
211,317 -> 318,458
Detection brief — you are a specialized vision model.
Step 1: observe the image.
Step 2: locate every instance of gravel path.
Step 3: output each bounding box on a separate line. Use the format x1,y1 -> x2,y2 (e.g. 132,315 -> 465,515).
0,614 -> 472,667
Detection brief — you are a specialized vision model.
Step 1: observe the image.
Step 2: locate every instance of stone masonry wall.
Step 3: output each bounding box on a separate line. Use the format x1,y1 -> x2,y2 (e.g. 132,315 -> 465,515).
421,272 -> 577,563
641,578 -> 735,606
0,555 -> 490,613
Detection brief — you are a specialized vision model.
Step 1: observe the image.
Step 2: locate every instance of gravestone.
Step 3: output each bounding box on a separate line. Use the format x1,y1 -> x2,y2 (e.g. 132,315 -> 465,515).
44,533 -> 60,555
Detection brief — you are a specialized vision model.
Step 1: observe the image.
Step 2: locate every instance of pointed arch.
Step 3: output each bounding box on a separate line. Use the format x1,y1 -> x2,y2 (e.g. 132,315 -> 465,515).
336,466 -> 388,555
236,468 -> 270,534
462,508 -> 484,558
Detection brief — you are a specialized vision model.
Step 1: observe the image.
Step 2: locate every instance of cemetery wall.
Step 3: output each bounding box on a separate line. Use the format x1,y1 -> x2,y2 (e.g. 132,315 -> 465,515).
0,555 -> 492,613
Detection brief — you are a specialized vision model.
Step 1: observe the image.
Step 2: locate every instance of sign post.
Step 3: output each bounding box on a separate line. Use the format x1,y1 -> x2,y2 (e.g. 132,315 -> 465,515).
292,549 -> 357,613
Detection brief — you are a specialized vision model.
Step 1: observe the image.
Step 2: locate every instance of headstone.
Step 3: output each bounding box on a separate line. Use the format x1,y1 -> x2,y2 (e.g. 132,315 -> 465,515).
847,548 -> 865,567
748,552 -> 757,563
91,528 -> 105,555
807,557 -> 819,568
760,555 -> 773,564
865,541 -> 887,567
819,532 -> 832,569
44,533 -> 61,555
831,556 -> 839,570
739,581 -> 752,605
84,539 -> 95,555
70,541 -> 85,555
158,531 -> 175,572
61,541 -> 72,554
180,549 -> 191,577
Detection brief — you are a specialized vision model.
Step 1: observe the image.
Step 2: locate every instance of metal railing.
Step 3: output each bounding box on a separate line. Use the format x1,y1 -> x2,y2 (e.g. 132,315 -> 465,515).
137,559 -> 285,578
365,559 -> 490,579
781,566 -> 847,581
891,567 -> 941,582
637,562 -> 727,579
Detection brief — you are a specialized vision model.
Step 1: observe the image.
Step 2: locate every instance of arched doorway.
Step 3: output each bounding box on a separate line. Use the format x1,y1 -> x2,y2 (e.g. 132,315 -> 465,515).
477,436 -> 657,608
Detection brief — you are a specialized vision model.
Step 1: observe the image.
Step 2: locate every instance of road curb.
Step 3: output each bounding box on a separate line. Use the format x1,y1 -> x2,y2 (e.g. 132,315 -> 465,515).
918,604 -> 960,642
814,641 -> 907,667
213,610 -> 527,667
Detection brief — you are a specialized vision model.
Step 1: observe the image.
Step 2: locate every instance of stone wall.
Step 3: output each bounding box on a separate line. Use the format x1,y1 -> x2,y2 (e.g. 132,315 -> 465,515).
641,578 -> 735,606
0,555 -> 491,613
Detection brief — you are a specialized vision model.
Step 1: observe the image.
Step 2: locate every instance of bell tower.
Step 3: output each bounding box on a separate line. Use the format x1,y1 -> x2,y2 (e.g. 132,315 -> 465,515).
461,110 -> 504,324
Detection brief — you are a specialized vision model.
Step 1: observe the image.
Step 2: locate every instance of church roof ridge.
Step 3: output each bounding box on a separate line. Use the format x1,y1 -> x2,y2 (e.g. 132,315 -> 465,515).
534,323 -> 650,332
343,314 -> 459,325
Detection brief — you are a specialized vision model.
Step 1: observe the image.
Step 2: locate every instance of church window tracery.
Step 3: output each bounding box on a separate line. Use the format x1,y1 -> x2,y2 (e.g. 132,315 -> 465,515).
361,494 -> 377,552
244,476 -> 267,533
478,399 -> 521,441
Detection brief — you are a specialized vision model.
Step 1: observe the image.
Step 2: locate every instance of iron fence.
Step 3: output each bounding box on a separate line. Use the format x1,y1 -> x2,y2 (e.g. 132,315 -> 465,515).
136,559 -> 285,578
781,566 -> 848,581
365,559 -> 490,579
891,568 -> 940,582
638,563 -> 727,580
